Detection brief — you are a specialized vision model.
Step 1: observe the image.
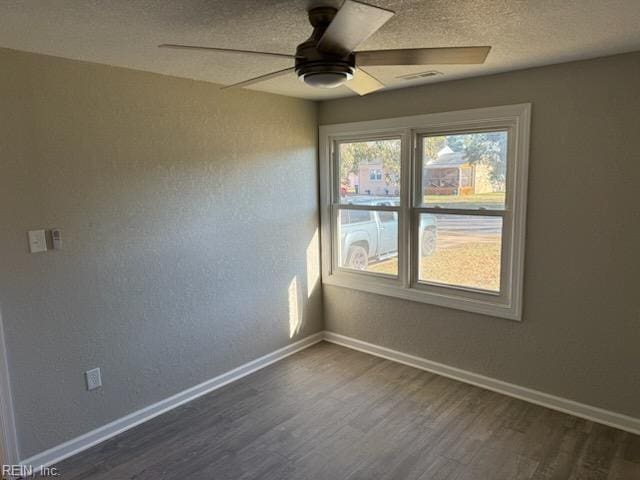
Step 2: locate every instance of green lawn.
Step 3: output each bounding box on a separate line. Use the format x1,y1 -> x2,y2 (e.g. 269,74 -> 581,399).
369,241 -> 501,292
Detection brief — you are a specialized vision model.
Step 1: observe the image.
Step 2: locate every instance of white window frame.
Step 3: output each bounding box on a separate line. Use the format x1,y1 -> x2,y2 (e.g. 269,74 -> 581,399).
319,104 -> 531,321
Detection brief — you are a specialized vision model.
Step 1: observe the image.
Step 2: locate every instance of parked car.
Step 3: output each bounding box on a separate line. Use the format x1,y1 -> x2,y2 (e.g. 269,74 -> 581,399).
340,200 -> 437,270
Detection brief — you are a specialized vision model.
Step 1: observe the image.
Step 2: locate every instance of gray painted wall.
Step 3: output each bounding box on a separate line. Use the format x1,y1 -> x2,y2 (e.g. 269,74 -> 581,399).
0,48 -> 322,459
319,52 -> 640,419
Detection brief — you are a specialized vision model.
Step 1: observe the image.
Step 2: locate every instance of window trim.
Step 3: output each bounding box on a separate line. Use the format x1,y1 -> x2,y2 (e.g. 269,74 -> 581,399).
319,104 -> 531,321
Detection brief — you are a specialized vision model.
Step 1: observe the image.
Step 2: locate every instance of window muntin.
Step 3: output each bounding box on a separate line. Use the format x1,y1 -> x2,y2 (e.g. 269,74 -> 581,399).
320,105 -> 530,321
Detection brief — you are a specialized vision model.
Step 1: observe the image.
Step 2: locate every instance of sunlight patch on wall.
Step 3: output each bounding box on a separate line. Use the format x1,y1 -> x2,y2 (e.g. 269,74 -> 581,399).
288,276 -> 303,338
306,228 -> 320,298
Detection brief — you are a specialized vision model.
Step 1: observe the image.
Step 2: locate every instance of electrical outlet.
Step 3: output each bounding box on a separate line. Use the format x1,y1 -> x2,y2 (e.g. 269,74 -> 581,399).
85,368 -> 102,391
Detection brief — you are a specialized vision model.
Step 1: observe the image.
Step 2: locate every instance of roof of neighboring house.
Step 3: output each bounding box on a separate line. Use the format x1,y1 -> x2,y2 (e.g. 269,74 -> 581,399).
425,146 -> 469,168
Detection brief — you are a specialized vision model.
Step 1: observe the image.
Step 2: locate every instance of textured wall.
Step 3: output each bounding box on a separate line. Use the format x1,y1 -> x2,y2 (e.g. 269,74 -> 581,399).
0,48 -> 322,459
319,52 -> 640,418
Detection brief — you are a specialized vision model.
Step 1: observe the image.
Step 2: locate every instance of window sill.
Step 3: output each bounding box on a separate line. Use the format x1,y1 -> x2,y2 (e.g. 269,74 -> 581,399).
322,273 -> 522,321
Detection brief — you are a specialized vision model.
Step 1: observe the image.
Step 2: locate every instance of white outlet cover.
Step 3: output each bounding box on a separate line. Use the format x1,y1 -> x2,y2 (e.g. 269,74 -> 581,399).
85,368 -> 102,391
28,229 -> 47,253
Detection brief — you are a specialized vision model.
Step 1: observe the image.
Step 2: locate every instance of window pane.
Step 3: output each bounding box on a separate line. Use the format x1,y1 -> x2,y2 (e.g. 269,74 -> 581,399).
337,209 -> 398,276
422,131 -> 507,209
338,139 -> 401,204
418,214 -> 502,292
340,209 -> 372,225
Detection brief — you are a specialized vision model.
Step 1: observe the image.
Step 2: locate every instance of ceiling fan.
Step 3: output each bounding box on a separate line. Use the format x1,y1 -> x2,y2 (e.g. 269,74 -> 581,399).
159,0 -> 491,96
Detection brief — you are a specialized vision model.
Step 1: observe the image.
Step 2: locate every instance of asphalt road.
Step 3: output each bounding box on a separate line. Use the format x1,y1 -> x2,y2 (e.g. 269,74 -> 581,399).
433,216 -> 502,248
434,215 -> 502,234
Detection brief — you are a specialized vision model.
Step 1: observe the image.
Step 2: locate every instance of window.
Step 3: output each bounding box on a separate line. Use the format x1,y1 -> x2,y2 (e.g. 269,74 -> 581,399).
369,169 -> 383,181
319,104 -> 530,320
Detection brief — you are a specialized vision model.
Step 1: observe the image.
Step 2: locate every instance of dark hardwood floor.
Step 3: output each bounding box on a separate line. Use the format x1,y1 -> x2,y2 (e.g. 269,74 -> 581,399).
49,342 -> 639,479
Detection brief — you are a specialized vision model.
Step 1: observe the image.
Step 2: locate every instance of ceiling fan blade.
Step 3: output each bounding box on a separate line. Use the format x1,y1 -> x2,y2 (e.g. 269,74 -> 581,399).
158,44 -> 300,60
344,68 -> 384,96
355,46 -> 491,66
316,0 -> 394,57
221,67 -> 296,90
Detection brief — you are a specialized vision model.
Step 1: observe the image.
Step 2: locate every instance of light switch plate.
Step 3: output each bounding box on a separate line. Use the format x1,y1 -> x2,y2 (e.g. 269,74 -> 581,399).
28,230 -> 47,253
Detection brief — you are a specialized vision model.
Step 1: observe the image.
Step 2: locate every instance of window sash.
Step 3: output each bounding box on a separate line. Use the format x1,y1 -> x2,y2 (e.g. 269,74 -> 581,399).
332,132 -> 411,286
411,127 -> 513,297
414,128 -> 511,210
333,134 -> 404,205
410,209 -> 507,296
331,205 -> 403,281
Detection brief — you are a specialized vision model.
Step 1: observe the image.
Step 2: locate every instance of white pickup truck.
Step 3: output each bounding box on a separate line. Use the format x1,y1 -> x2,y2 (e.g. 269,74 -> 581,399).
340,200 -> 437,270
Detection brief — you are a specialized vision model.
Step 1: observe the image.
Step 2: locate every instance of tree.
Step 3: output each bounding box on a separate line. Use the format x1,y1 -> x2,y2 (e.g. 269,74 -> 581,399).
445,132 -> 507,188
423,136 -> 447,162
338,144 -> 360,186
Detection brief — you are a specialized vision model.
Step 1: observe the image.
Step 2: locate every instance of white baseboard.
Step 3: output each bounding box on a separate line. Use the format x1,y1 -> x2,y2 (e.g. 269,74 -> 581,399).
323,331 -> 640,435
20,332 -> 324,470
20,329 -> 640,470
0,314 -> 19,466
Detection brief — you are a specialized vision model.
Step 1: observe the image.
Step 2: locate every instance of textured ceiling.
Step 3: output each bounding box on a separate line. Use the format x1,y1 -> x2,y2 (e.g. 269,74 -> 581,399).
1,0 -> 640,100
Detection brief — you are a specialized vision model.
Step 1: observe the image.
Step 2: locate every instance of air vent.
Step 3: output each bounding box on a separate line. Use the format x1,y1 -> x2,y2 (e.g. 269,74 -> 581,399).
396,70 -> 443,81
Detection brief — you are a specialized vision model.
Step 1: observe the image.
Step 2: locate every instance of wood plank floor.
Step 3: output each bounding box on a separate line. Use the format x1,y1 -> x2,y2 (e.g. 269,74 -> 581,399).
49,342 -> 639,479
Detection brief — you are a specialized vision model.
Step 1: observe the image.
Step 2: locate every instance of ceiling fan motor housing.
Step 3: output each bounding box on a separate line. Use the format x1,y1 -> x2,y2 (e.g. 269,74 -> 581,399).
295,7 -> 355,88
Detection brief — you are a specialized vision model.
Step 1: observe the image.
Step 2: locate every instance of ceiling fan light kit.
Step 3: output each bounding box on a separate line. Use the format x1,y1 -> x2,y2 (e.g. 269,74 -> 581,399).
160,0 -> 491,96
294,6 -> 354,89
299,69 -> 353,88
